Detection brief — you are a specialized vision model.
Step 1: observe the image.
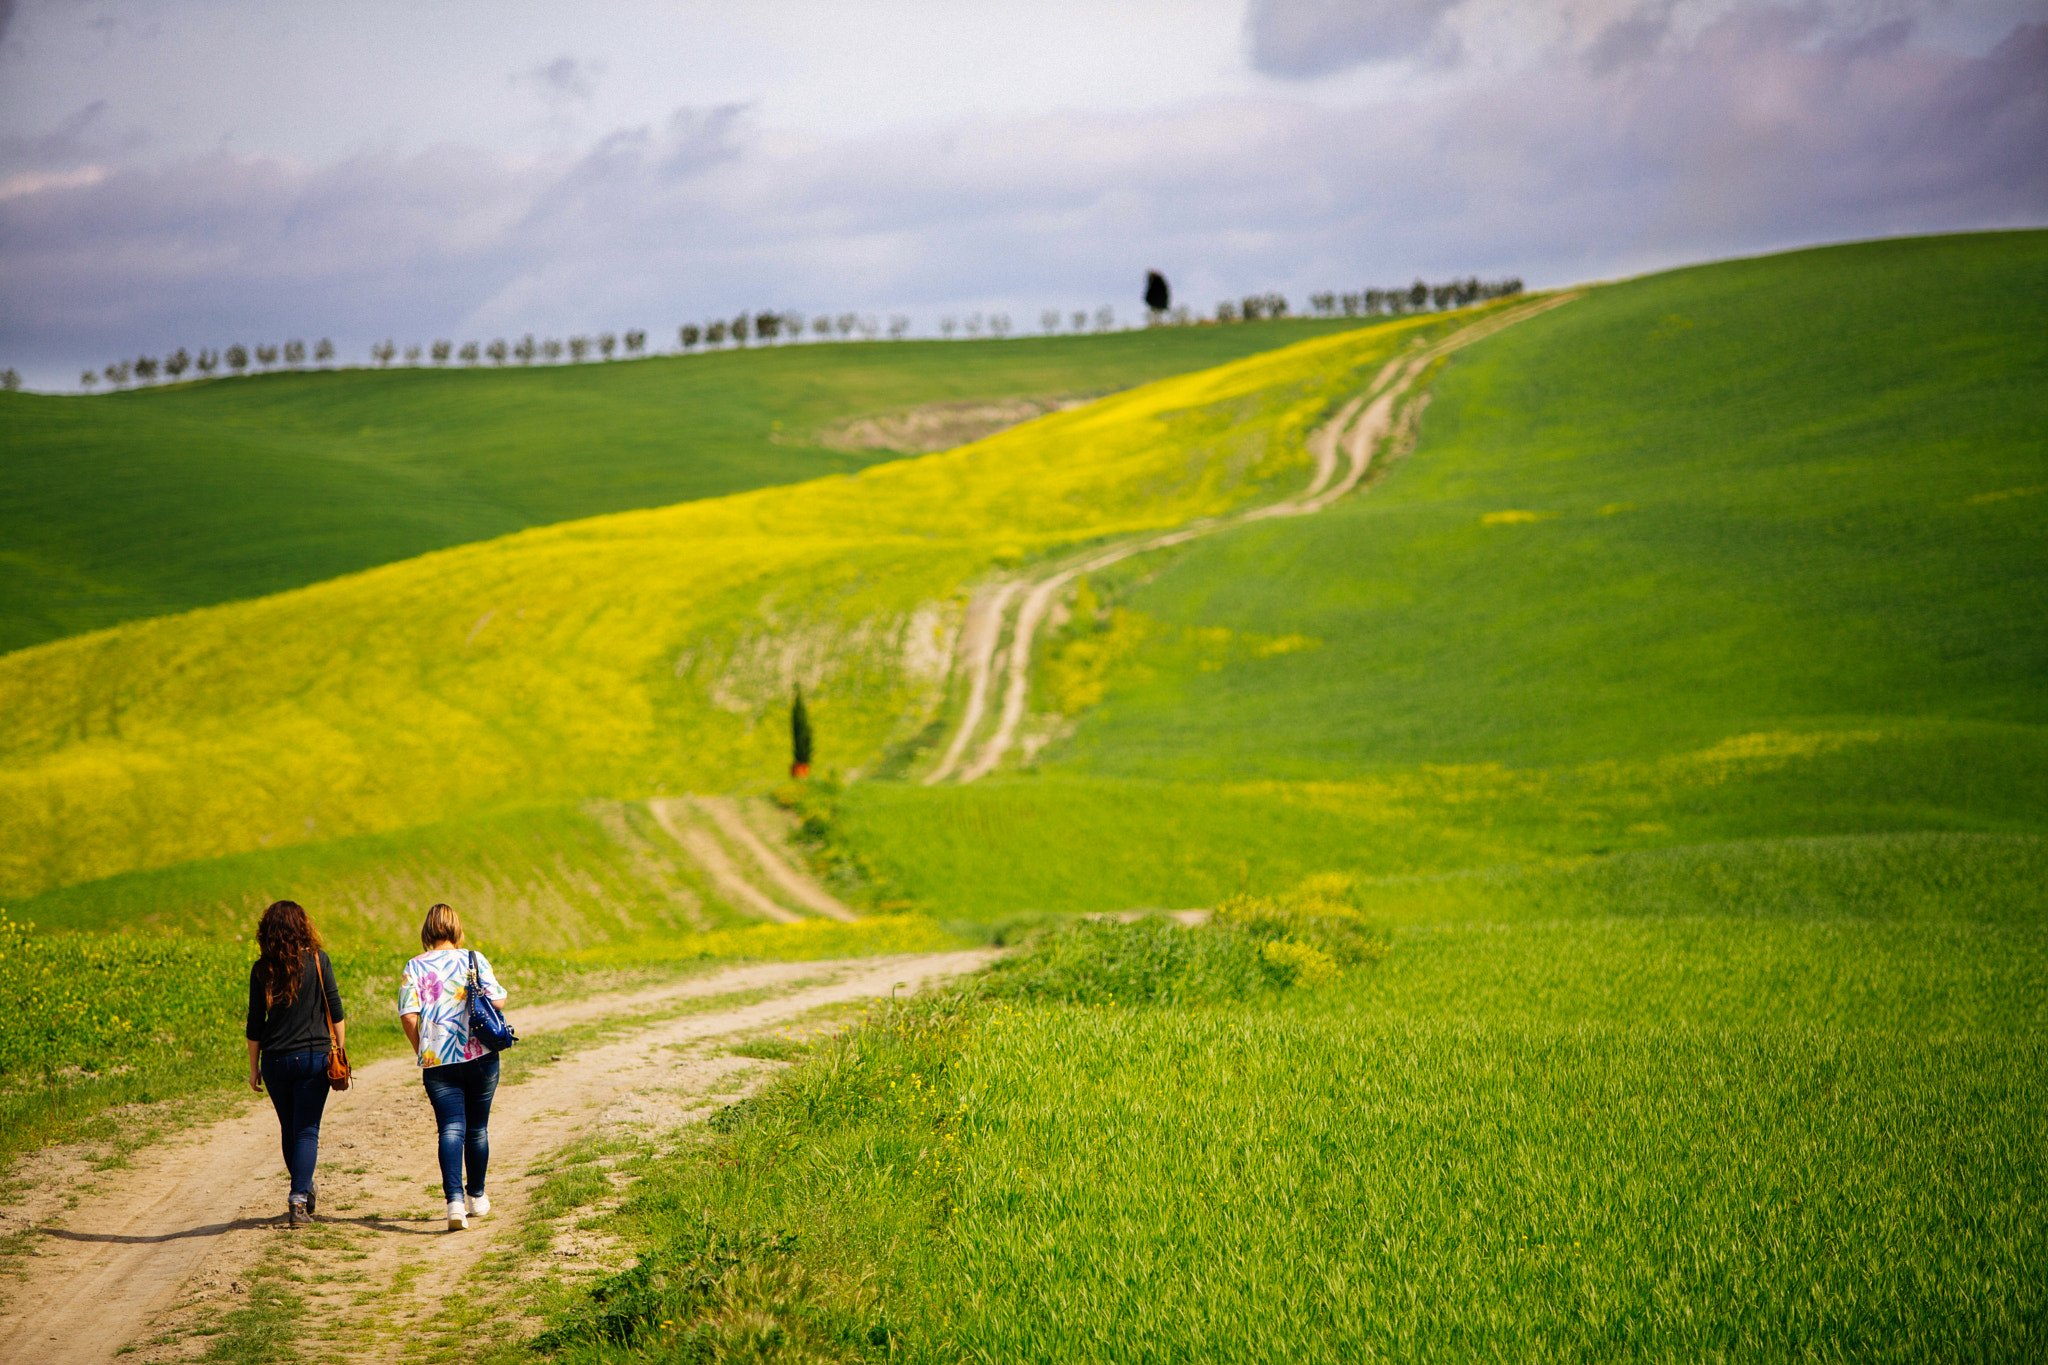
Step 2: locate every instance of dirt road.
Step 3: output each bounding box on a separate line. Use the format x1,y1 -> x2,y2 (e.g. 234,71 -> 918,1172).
0,951 -> 991,1364
939,293 -> 1581,784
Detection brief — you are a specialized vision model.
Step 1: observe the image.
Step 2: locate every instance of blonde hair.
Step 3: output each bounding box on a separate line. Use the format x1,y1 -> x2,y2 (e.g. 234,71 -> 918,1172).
420,903 -> 464,950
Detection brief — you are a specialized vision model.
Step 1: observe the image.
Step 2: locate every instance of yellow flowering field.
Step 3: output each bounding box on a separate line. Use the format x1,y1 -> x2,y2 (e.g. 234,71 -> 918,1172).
0,319 -> 1433,904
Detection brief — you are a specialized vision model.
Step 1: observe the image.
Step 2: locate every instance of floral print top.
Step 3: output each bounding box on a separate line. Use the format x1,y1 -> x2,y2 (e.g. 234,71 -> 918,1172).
397,948 -> 507,1070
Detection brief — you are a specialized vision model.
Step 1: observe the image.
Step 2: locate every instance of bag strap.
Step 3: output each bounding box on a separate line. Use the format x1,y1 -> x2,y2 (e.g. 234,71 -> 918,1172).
312,951 -> 341,1048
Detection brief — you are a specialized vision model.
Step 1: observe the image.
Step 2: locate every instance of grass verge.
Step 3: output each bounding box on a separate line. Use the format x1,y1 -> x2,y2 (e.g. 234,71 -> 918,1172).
533,852 -> 2048,1362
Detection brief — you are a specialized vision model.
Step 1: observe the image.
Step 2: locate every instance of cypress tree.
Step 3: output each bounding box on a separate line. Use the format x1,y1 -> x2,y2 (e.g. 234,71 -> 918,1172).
1071,576 -> 1100,635
1144,271 -> 1171,313
790,686 -> 813,778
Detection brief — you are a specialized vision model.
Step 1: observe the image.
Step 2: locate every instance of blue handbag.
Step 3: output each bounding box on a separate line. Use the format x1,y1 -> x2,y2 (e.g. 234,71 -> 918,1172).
468,949 -> 518,1052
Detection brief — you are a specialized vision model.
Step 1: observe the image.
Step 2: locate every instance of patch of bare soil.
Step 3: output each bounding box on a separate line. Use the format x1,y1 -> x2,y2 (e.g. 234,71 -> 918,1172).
0,951 -> 992,1364
812,394 -> 1102,455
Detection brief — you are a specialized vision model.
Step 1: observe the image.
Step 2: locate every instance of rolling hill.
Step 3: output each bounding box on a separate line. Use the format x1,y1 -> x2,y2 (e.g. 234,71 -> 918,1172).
4,231 -> 2042,1361
843,230 -> 2048,916
0,319 -> 1371,656
1,313 -> 1459,935
7,232 -> 2043,945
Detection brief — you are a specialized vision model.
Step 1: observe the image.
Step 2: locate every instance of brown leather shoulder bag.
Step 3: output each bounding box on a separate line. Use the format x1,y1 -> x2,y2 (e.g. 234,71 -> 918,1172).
313,952 -> 351,1091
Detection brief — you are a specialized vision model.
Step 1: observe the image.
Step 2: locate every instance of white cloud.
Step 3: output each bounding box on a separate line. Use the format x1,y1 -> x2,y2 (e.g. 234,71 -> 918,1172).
0,4 -> 2041,388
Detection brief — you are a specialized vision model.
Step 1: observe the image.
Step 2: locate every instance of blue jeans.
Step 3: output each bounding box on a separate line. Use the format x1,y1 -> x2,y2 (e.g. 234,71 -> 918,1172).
421,1052 -> 499,1201
260,1048 -> 331,1200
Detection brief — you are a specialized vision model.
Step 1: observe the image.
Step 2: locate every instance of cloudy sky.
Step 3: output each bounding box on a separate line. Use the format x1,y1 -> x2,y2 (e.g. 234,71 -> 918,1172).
1,0 -> 2042,388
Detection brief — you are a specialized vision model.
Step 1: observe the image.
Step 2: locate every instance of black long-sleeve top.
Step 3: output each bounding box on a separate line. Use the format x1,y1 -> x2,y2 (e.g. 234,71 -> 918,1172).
246,950 -> 345,1057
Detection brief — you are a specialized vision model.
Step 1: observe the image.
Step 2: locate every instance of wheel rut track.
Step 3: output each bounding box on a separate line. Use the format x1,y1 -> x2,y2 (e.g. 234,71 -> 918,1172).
929,295 -> 1578,785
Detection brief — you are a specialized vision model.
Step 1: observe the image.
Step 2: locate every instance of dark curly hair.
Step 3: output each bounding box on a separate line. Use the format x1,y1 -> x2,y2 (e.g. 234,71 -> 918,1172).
256,900 -> 322,1009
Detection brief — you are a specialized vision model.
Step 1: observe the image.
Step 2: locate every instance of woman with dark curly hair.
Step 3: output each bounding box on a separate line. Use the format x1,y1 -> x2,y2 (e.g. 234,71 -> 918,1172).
245,900 -> 346,1227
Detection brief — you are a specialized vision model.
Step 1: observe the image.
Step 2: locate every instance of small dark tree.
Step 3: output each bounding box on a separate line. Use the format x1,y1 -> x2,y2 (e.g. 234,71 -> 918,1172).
164,347 -> 191,380
315,338 -> 336,364
706,319 -> 727,346
989,312 -> 1011,338
624,329 -> 646,355
105,360 -> 130,387
514,334 -> 537,364
813,315 -> 834,340
964,312 -> 983,338
1144,270 -> 1170,314
0,367 -> 20,392
730,314 -> 750,346
80,370 -> 98,390
1041,308 -> 1061,334
403,344 -> 423,364
679,323 -> 702,350
755,311 -> 781,343
256,343 -> 280,368
790,686 -> 813,778
371,340 -> 397,367
597,331 -> 617,359
1241,295 -> 1264,321
569,335 -> 590,362
939,315 -> 957,339
225,344 -> 249,373
887,314 -> 910,340
283,339 -> 306,366
196,348 -> 219,375
1215,300 -> 1239,323
1409,279 -> 1428,311
1070,310 -> 1088,333
134,355 -> 160,382
459,342 -> 481,365
541,338 -> 563,363
486,339 -> 509,366
1071,576 -> 1099,635
431,340 -> 453,364
837,312 -> 858,339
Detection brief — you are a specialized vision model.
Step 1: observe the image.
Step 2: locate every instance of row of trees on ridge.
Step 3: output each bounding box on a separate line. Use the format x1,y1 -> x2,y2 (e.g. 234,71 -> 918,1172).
1298,277 -> 1525,319
47,271 -> 1527,393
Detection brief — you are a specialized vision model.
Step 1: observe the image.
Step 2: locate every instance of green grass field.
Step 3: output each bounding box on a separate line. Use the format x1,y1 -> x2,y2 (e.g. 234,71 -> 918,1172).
538,847 -> 2046,1361
512,233 -> 2048,1360
0,320 -> 1367,655
837,231 -> 2048,914
3,231 -> 2044,1359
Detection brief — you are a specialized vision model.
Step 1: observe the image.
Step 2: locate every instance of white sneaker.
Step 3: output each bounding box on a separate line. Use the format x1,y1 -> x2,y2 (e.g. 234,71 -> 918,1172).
466,1192 -> 491,1219
446,1199 -> 468,1231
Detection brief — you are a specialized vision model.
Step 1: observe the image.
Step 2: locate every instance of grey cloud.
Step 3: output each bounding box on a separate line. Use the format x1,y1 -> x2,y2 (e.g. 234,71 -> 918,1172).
0,100 -> 140,172
515,55 -> 599,105
1585,6 -> 1671,75
3,14 -> 2044,388
659,104 -> 750,179
1246,0 -> 1465,77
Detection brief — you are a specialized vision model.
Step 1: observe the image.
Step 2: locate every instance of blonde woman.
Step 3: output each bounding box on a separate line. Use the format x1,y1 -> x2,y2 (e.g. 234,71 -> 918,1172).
396,904 -> 508,1231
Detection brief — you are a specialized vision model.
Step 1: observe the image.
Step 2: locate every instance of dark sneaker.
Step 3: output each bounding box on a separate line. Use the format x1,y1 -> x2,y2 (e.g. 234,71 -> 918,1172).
287,1197 -> 309,1228
306,1180 -> 318,1216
